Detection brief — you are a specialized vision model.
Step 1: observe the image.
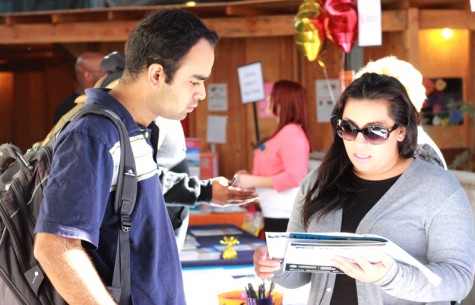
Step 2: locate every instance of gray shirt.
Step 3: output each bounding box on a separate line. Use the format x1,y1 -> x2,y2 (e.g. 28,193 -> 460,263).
273,158 -> 475,305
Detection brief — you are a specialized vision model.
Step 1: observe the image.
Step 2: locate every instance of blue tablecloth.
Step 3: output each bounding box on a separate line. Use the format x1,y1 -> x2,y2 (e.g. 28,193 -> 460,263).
180,224 -> 265,268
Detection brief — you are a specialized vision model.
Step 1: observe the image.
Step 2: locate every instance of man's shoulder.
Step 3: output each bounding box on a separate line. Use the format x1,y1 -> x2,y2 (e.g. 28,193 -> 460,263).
57,112 -> 121,152
84,88 -> 141,135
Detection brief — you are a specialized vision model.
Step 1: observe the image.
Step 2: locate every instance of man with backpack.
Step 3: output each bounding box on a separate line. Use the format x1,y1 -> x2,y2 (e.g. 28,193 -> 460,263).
34,9 -> 218,304
41,51 -> 257,252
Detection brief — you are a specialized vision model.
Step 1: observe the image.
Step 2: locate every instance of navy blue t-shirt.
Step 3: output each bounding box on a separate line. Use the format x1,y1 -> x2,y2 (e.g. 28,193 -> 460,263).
35,88 -> 186,305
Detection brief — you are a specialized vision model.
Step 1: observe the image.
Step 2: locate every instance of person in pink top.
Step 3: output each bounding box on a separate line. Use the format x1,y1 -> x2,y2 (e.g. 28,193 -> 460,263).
235,80 -> 311,233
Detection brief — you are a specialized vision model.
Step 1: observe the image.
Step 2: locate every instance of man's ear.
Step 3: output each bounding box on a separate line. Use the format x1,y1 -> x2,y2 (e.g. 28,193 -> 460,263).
148,63 -> 164,89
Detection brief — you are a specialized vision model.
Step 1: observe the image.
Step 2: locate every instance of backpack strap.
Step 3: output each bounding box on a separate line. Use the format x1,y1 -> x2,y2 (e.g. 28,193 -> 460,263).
70,104 -> 136,305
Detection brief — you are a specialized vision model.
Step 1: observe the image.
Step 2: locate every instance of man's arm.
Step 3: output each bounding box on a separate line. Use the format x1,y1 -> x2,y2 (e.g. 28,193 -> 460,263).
158,165 -> 211,205
159,166 -> 257,207
34,233 -> 116,305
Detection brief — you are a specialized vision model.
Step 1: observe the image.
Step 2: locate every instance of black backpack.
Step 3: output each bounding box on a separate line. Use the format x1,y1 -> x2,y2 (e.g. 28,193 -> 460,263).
0,104 -> 137,305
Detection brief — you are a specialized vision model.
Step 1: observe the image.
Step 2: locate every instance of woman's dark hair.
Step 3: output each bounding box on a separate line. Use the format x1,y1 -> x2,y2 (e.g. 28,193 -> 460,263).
301,72 -> 420,229
267,80 -> 311,146
124,9 -> 219,83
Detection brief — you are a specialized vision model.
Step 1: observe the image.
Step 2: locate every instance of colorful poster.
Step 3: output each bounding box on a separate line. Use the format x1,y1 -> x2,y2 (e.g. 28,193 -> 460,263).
421,77 -> 463,126
185,138 -> 200,178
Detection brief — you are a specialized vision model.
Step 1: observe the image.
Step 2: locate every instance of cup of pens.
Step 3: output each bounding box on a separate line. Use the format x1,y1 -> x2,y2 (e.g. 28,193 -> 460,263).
244,282 -> 282,305
246,296 -> 273,305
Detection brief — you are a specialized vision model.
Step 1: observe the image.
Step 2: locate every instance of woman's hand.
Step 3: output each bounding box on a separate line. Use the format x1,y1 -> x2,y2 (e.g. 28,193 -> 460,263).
235,174 -> 254,189
332,253 -> 394,283
232,170 -> 256,189
234,169 -> 249,176
253,246 -> 281,279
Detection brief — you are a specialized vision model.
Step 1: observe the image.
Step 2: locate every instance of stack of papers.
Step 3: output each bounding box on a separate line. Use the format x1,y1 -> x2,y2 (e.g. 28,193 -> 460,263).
209,196 -> 259,208
266,232 -> 441,286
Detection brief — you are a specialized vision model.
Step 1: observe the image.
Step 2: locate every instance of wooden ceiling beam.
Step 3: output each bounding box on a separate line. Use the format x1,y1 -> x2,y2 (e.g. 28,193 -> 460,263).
51,11 -> 111,23
4,9 -> 474,44
410,0 -> 466,9
419,9 -> 475,29
225,6 -> 270,17
0,10 -> 407,43
0,20 -> 137,43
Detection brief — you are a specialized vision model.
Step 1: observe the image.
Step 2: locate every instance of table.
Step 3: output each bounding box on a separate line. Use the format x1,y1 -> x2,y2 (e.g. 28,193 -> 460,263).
180,224 -> 310,305
182,265 -> 310,305
188,210 -> 246,228
180,224 -> 265,268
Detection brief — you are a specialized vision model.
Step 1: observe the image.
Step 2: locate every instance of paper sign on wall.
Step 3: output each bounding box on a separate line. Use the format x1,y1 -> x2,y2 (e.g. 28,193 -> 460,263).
357,0 -> 382,47
316,79 -> 339,123
206,115 -> 227,144
472,0 -> 475,12
208,83 -> 228,111
237,62 -> 265,104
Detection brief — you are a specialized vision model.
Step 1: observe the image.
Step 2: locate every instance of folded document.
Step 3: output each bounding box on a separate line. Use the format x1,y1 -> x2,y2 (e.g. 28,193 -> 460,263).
265,232 -> 441,286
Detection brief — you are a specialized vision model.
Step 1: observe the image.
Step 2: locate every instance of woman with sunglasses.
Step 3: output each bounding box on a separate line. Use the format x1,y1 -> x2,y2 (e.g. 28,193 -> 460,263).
253,73 -> 474,305
234,80 -> 311,234
354,55 -> 447,169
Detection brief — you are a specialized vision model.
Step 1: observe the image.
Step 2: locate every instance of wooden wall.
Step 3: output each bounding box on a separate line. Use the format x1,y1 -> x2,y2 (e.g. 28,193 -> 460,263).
0,73 -> 13,145
188,36 -> 349,178
1,8 -> 475,178
0,65 -> 74,149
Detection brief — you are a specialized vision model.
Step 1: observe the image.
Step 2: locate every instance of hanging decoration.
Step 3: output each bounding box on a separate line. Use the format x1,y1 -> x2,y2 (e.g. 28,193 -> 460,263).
294,0 -> 358,61
294,0 -> 326,62
323,0 -> 358,54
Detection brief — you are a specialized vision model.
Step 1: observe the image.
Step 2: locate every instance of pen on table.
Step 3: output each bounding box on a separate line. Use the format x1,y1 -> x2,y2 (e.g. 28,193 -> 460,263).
229,174 -> 238,187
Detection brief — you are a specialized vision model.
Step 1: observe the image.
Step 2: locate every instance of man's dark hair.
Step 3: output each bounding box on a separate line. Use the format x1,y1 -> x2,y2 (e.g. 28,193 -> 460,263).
124,9 -> 219,84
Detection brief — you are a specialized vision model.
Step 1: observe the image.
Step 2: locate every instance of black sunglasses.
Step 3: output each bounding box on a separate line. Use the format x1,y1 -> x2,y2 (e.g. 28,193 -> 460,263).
335,119 -> 398,145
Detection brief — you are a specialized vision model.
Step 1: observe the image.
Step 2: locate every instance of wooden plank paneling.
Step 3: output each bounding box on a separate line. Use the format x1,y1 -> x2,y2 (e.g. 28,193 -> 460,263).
363,32 -> 407,66
0,11 -> 407,44
419,9 -> 475,29
191,38 -> 248,178
12,71 -> 48,150
0,21 -> 139,43
1,4 -> 475,174
404,8 -> 420,66
0,73 -> 13,145
191,36 -> 301,178
299,42 -> 344,153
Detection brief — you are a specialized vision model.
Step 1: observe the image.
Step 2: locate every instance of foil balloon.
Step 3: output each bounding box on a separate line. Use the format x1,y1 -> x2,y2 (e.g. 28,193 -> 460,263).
294,0 -> 326,62
324,0 -> 358,54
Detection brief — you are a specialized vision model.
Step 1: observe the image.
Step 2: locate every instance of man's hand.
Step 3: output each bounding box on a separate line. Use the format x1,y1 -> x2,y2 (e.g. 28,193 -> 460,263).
210,176 -> 257,206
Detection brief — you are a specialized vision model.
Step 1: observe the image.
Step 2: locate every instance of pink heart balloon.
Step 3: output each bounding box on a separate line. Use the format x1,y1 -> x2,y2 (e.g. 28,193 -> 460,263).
324,0 -> 358,53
